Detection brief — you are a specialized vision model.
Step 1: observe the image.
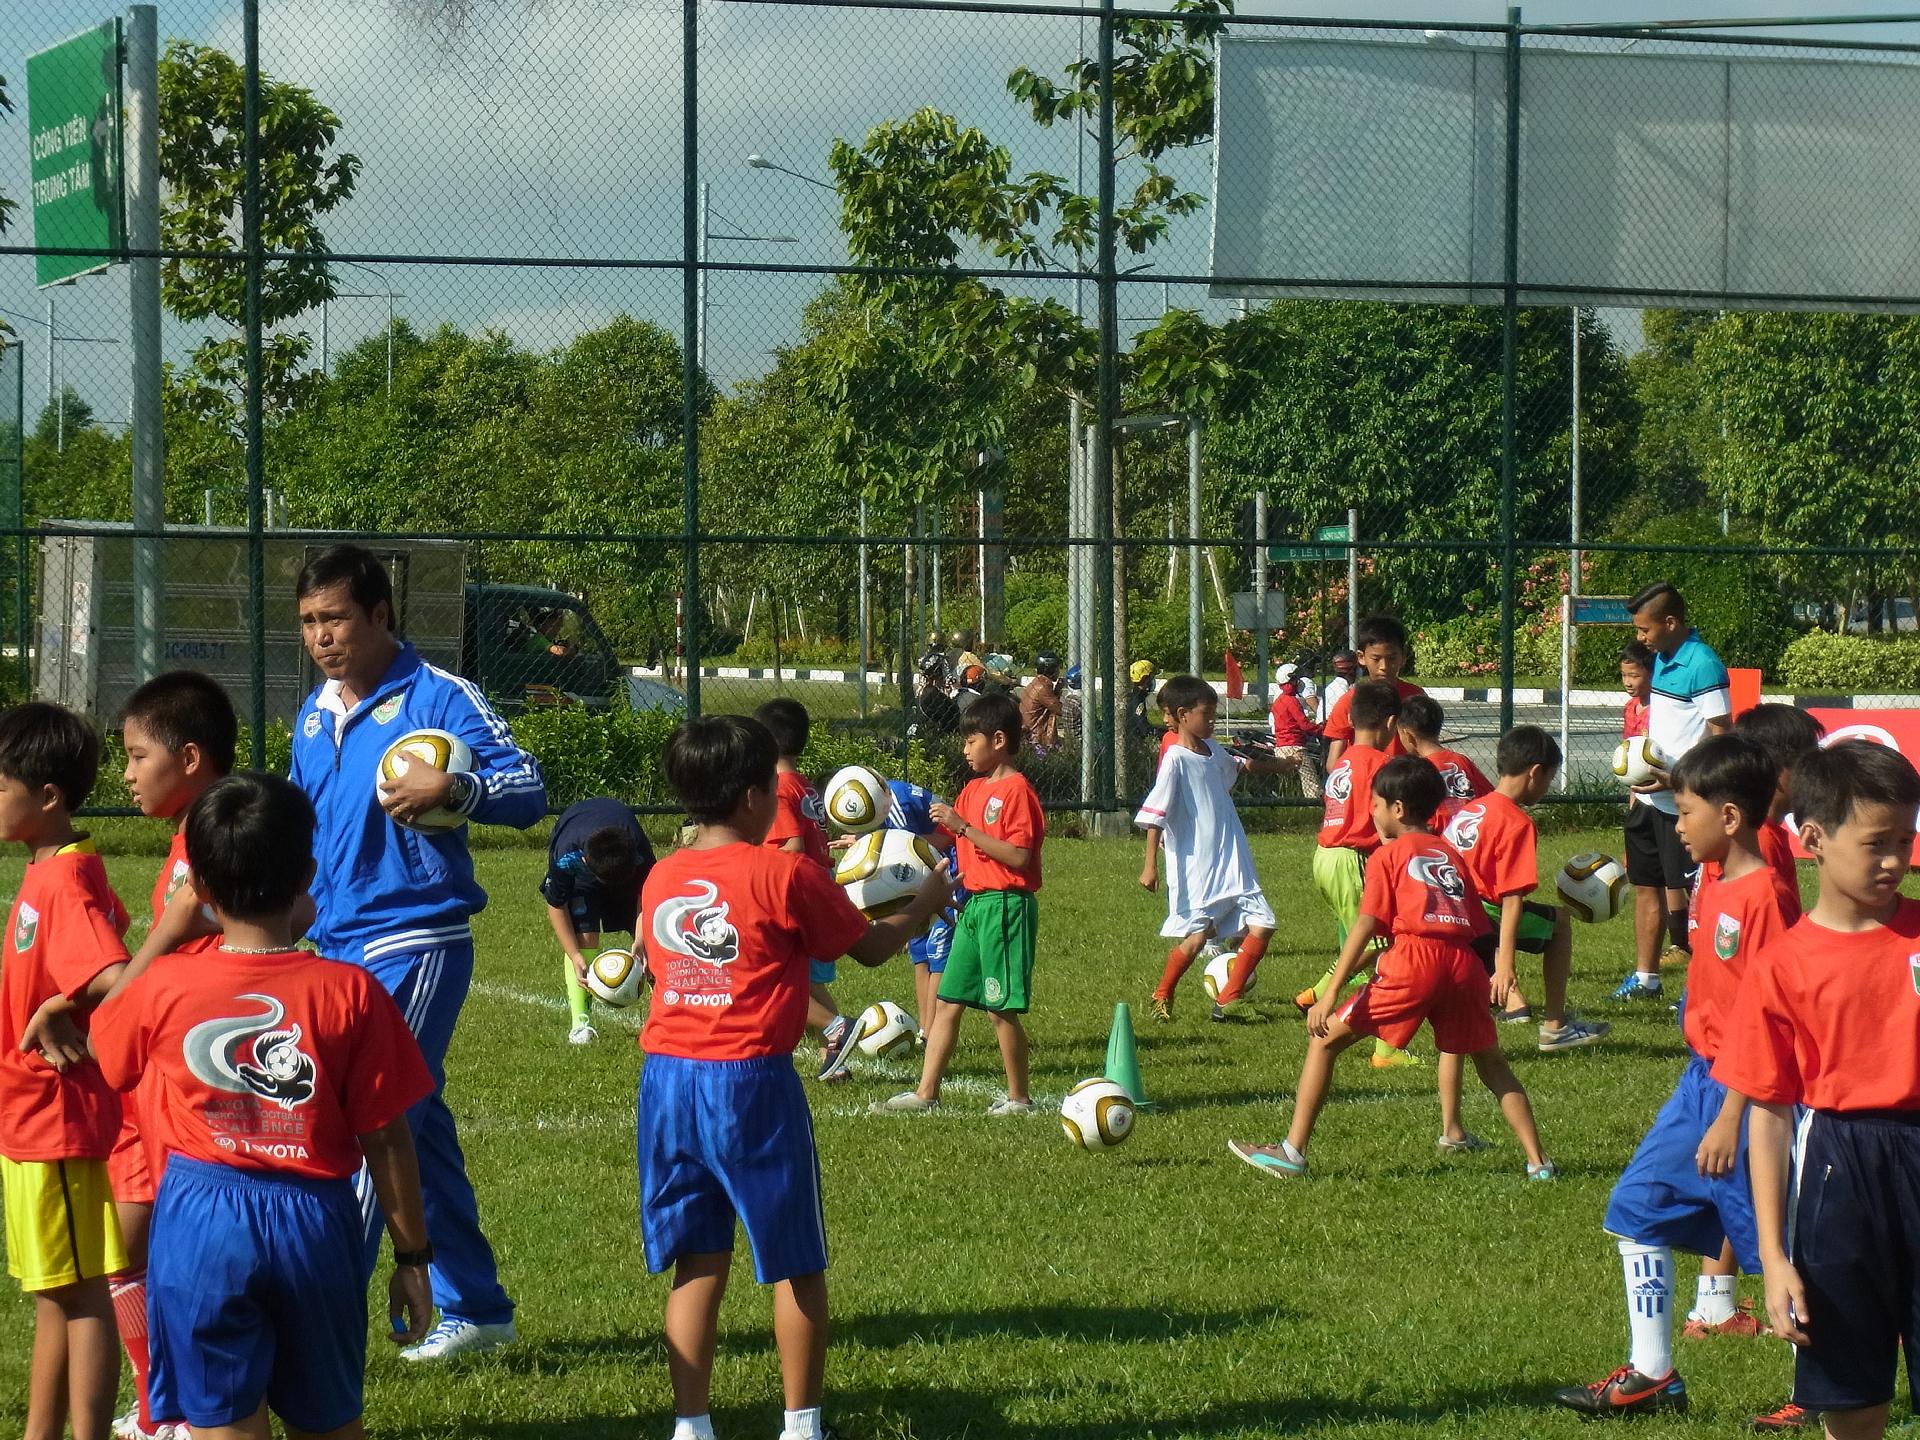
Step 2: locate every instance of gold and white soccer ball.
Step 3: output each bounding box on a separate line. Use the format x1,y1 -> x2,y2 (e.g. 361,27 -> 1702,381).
1612,735 -> 1669,788
833,829 -> 938,922
1201,949 -> 1254,1001
376,729 -> 474,832
584,946 -> 647,1007
823,765 -> 891,834
1060,1077 -> 1136,1152
854,999 -> 918,1059
1557,851 -> 1629,924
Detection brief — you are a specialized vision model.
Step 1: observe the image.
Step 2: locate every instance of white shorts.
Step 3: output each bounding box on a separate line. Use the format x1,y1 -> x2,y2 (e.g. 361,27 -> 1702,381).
1160,889 -> 1276,942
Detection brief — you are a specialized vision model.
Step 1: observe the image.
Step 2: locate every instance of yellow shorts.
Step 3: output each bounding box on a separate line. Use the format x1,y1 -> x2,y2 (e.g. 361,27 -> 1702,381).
2,1156 -> 126,1292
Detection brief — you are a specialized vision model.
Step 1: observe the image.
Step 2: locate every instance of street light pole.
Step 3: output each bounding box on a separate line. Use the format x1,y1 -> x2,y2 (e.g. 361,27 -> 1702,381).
331,258 -> 401,395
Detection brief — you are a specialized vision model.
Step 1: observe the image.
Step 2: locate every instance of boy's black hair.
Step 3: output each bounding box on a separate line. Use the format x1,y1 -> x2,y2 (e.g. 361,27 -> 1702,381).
1790,740 -> 1920,834
1628,581 -> 1687,623
1619,639 -> 1654,670
120,671 -> 239,775
1397,694 -> 1445,740
0,702 -> 100,812
1354,614 -> 1408,652
1374,754 -> 1446,825
185,773 -> 316,921
959,691 -> 1024,753
1155,674 -> 1215,718
1733,703 -> 1826,776
665,715 -> 779,825
295,544 -> 396,630
1671,735 -> 1777,828
583,825 -> 641,890
752,698 -> 811,759
1495,724 -> 1563,778
1347,679 -> 1403,732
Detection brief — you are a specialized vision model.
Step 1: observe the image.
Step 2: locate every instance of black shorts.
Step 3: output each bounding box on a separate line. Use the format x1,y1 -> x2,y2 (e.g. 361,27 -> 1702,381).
1790,1110 -> 1920,1414
1624,802 -> 1690,890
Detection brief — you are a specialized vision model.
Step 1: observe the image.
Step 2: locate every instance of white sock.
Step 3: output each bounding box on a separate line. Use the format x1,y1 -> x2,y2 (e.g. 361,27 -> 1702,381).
1692,1273 -> 1737,1325
673,1417 -> 716,1440
822,1014 -> 847,1044
1619,1241 -> 1675,1379
1637,971 -> 1662,989
1281,1139 -> 1306,1165
782,1407 -> 824,1440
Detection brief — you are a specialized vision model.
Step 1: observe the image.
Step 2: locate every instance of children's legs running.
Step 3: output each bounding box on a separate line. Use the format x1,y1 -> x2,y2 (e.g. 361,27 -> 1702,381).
1469,1048 -> 1546,1168
1155,931 -> 1208,1001
806,985 -> 840,1037
916,999 -> 965,1101
1691,1240 -> 1738,1324
27,1292 -> 70,1440
1822,1405 -> 1891,1440
563,928 -> 597,1030
1217,928 -> 1272,1004
1437,1052 -> 1469,1142
1633,885 -> 1665,975
1617,1241 -> 1676,1379
1665,888 -> 1691,956
1543,912 -> 1573,1026
912,962 -> 936,1035
39,1278 -> 115,1440
773,1271 -> 829,1412
110,1199 -> 154,1431
664,1252 -> 732,1420
990,1013 -> 1030,1103
1285,1019 -> 1365,1155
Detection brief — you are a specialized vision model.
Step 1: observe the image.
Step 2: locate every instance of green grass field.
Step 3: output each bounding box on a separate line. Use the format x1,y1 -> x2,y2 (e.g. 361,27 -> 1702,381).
0,829 -> 1868,1438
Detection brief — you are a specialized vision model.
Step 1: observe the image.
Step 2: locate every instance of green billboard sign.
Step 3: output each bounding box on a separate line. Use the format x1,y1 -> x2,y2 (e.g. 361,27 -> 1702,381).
27,20 -> 123,287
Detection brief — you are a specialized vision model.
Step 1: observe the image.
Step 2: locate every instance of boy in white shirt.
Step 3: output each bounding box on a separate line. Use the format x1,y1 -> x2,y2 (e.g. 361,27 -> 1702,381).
1137,674 -> 1293,1023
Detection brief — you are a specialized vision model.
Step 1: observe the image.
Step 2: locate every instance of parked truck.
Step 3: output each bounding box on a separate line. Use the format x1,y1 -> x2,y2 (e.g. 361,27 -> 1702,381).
34,523 -> 624,724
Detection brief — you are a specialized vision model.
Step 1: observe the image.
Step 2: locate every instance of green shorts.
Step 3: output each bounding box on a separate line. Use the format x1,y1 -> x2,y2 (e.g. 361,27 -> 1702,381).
1482,898 -> 1559,954
1311,845 -> 1368,946
938,889 -> 1037,1014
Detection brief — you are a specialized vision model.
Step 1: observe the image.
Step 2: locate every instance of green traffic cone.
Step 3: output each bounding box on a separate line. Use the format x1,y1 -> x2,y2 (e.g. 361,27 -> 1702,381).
1104,1001 -> 1150,1108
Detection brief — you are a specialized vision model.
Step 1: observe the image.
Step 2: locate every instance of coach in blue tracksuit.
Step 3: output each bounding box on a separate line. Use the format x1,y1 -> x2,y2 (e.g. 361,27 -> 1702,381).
290,544 -> 546,1363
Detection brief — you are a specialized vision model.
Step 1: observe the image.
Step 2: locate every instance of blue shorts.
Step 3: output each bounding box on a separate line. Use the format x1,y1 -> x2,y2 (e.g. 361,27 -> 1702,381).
809,959 -> 837,985
637,1054 -> 827,1284
1603,1054 -> 1760,1273
1789,1109 -> 1920,1414
909,913 -> 954,974
147,1157 -> 366,1433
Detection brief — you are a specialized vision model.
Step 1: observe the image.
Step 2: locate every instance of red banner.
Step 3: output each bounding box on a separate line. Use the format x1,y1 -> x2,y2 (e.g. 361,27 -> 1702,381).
1788,708 -> 1920,861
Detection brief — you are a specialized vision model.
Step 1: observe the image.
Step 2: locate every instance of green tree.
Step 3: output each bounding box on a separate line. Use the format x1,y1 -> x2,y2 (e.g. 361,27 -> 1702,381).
1624,309 -> 1719,513
158,40 -> 359,423
22,393 -> 131,523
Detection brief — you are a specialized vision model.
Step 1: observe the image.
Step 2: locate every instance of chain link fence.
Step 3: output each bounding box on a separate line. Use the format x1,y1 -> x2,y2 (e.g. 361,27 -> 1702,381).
4,4 -> 1920,816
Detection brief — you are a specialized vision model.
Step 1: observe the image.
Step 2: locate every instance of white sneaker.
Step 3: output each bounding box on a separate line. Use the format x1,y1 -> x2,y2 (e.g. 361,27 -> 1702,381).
870,1091 -> 938,1114
568,1023 -> 597,1045
111,1414 -> 189,1440
986,1098 -> 1035,1116
399,1316 -> 518,1362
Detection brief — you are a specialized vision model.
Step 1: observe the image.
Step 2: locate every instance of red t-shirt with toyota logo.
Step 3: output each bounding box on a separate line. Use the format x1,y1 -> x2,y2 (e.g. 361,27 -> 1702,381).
1443,791 -> 1539,903
1360,833 -> 1491,942
640,843 -> 869,1061
767,771 -> 831,867
1426,747 -> 1493,809
91,949 -> 432,1179
1318,744 -> 1388,854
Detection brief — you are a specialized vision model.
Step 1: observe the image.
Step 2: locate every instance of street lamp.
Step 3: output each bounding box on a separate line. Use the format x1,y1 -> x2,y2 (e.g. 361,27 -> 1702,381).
698,183 -> 798,375
322,258 -> 403,395
746,154 -> 836,192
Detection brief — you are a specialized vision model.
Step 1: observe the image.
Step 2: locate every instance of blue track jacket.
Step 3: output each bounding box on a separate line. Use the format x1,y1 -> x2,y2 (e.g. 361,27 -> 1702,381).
291,643 -> 546,971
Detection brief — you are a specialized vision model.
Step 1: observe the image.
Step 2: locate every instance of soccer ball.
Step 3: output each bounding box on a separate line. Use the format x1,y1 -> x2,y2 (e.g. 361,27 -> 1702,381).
1201,949 -> 1253,1001
833,829 -> 939,922
824,765 -> 891,834
1557,851 -> 1629,924
1612,735 -> 1669,788
1060,1077 -> 1136,1151
376,729 -> 475,832
584,946 -> 646,1007
855,1000 -> 918,1059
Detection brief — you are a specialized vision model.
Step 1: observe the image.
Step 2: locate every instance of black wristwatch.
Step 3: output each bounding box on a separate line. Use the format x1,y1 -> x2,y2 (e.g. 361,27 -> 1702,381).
394,1244 -> 434,1268
447,773 -> 477,812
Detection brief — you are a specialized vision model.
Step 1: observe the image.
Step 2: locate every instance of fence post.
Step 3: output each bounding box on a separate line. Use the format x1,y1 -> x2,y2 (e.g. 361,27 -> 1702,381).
1092,0 -> 1119,815
241,0 -> 267,765
680,0 -> 702,716
10,342 -> 23,695
1497,6 -> 1523,734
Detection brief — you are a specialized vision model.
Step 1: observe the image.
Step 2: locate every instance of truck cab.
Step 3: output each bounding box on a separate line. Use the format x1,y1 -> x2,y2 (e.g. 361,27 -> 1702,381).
464,583 -> 621,710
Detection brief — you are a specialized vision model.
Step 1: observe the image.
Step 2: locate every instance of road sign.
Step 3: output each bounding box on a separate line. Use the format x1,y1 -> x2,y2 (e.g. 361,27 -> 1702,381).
1313,523 -> 1350,543
1267,543 -> 1337,564
1571,595 -> 1633,625
27,20 -> 124,287
1232,590 -> 1288,628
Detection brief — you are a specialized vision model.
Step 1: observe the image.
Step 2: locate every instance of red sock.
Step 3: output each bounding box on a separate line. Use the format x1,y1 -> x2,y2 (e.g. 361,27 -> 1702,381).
1155,945 -> 1198,1000
1217,932 -> 1271,1004
110,1270 -> 153,1430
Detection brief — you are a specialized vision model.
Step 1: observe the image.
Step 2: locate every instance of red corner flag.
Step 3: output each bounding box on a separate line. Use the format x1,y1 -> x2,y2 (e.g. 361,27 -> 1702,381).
1223,649 -> 1246,700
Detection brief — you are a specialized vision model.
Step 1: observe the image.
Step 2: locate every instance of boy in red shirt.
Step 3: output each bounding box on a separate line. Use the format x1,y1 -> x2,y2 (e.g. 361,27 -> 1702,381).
753,699 -> 858,1083
638,715 -> 951,1440
1554,736 -> 1789,1418
1621,640 -> 1653,740
1300,680 -> 1413,1066
1731,703 -> 1823,921
877,692 -> 1045,1116
1712,742 -> 1920,1440
91,772 -> 435,1438
0,703 -> 133,1440
1228,757 -> 1555,1179
1395,695 -> 1492,814
1445,725 -> 1608,1051
1322,615 -> 1425,768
